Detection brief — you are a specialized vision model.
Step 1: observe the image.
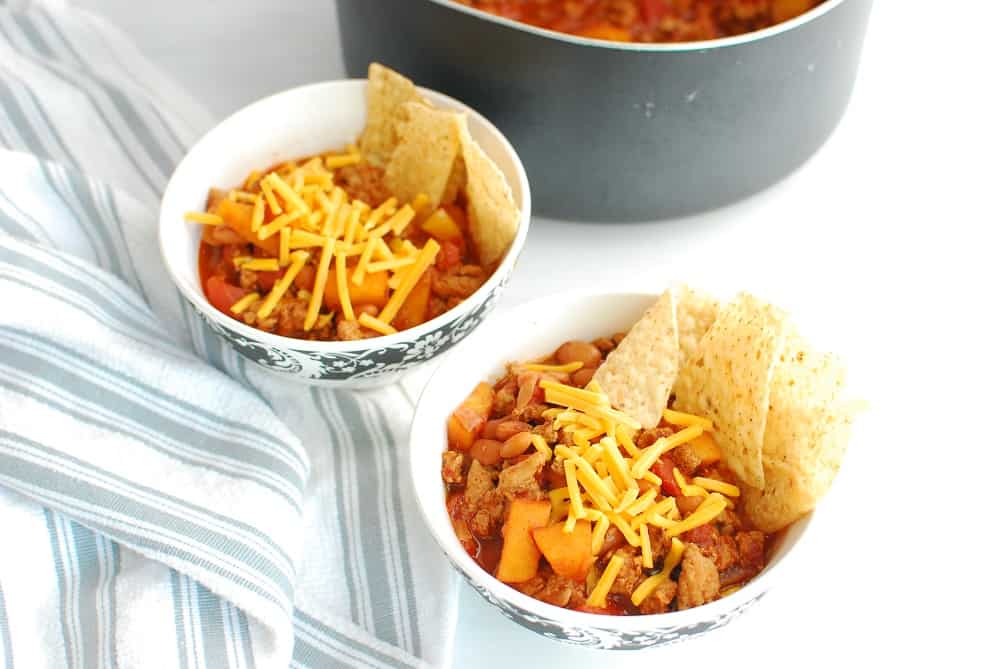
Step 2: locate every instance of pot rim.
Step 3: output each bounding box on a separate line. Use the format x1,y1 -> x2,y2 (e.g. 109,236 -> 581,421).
422,0 -> 845,52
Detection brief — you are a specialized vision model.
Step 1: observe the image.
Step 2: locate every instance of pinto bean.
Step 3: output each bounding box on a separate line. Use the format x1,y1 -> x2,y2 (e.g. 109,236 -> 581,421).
500,431 -> 535,459
494,420 -> 533,441
571,367 -> 596,387
555,341 -> 603,368
470,439 -> 503,466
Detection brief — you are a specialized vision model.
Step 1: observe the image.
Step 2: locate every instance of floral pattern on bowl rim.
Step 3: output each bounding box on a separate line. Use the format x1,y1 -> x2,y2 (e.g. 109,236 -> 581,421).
190,276 -> 506,381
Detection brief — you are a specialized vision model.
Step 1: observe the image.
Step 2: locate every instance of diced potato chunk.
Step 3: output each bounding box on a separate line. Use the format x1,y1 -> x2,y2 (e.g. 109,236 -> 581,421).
421,207 -> 463,242
688,433 -> 722,466
324,268 -> 389,310
532,522 -> 593,582
392,268 -> 431,330
497,499 -> 551,583
447,382 -> 494,451
216,198 -> 279,255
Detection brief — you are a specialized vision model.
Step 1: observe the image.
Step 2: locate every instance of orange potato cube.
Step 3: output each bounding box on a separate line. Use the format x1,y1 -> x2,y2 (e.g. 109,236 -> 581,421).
420,208 -> 463,242
688,433 -> 723,466
216,197 -> 279,255
532,522 -> 593,582
447,382 -> 494,451
497,499 -> 552,584
392,268 -> 431,330
323,269 -> 389,310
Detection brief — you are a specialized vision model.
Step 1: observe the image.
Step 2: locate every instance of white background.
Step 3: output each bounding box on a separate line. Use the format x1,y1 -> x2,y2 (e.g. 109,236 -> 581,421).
78,0 -> 999,666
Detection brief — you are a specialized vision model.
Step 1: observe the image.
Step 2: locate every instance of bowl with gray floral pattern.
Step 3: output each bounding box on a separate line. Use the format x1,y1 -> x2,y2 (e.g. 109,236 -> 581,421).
410,291 -> 815,648
159,79 -> 530,388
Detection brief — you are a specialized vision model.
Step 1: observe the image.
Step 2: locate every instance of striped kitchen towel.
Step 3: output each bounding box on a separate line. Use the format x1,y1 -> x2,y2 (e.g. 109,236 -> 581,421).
0,1 -> 456,667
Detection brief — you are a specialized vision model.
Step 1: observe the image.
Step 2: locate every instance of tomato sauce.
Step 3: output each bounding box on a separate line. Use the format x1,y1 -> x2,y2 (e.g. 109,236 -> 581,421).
454,0 -> 824,42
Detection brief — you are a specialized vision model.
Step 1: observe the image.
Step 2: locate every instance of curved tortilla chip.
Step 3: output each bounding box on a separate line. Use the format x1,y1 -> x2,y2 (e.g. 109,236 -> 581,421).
744,400 -> 859,532
743,333 -> 854,531
385,102 -> 465,209
675,284 -> 719,366
459,126 -> 519,267
673,293 -> 789,489
359,63 -> 427,167
594,288 -> 680,429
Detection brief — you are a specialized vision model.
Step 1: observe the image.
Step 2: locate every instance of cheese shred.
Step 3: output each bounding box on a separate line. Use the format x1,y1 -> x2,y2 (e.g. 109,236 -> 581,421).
304,238 -> 335,331
586,554 -> 625,608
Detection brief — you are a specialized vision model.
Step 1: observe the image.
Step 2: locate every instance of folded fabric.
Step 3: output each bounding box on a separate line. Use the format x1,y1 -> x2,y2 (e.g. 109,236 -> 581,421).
0,2 -> 456,667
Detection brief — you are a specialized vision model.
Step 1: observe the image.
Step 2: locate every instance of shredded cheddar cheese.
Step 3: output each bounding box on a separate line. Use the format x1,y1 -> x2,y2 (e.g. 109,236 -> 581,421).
279,227 -> 290,266
631,571 -> 671,606
352,237 -> 378,286
238,258 -> 280,272
259,178 -> 282,215
334,251 -> 354,321
184,211 -> 223,225
358,313 -> 397,336
324,152 -> 361,169
662,408 -> 714,431
304,238 -> 335,331
229,292 -> 259,315
377,239 -> 440,325
693,477 -> 741,497
250,196 -> 265,232
586,553 -> 625,608
521,361 -> 585,373
630,426 -> 704,479
257,251 -> 308,319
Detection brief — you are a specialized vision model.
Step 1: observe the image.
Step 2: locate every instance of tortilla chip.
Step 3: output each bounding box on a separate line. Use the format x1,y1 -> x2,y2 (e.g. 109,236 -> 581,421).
673,293 -> 789,489
675,284 -> 719,366
743,334 -> 853,531
441,154 -> 467,205
671,285 -> 719,402
359,63 -> 427,167
385,102 -> 465,209
744,400 -> 859,532
459,126 -> 519,267
594,289 -> 681,429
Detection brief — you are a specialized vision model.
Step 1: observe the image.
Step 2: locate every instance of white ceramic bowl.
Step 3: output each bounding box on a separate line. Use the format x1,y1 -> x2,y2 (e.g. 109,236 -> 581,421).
159,80 -> 531,388
410,291 -> 813,649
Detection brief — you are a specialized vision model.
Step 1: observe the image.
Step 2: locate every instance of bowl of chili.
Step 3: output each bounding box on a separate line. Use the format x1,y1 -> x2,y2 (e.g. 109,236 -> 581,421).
337,0 -> 873,221
410,290 -> 828,648
159,76 -> 531,387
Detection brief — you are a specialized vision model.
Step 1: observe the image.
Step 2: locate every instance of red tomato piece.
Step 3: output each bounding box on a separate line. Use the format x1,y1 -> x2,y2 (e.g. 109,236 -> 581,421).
204,276 -> 247,314
436,239 -> 463,271
651,456 -> 682,497
639,0 -> 667,24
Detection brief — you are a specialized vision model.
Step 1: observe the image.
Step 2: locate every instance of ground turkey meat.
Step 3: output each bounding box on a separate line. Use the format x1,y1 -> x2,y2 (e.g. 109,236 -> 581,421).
670,443 -> 703,476
275,299 -> 309,337
464,460 -> 494,507
336,318 -> 380,341
441,451 -> 464,485
511,402 -> 548,423
464,461 -> 505,537
492,385 -> 516,418
335,163 -> 390,205
497,452 -> 546,500
608,549 -> 645,597
468,489 -> 504,537
532,420 -> 558,444
676,545 -> 720,610
736,530 -> 766,568
684,524 -> 739,572
516,568 -> 586,608
638,579 -> 678,615
239,267 -> 258,290
637,427 -> 675,449
432,265 -> 485,299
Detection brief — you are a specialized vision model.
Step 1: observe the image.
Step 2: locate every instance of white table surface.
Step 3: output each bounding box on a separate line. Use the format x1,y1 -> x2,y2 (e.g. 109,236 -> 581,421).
78,1 -> 999,666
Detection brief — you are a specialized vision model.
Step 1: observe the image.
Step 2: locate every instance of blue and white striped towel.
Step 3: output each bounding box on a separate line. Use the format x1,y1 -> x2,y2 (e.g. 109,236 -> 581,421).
0,1 -> 457,667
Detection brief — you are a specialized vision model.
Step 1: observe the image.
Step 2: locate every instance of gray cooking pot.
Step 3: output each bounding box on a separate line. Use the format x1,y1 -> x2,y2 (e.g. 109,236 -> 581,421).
337,0 -> 873,221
